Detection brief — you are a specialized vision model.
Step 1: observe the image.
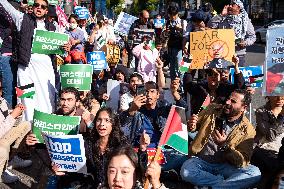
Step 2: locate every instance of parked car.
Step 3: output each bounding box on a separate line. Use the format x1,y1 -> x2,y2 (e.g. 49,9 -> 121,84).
255,20 -> 284,43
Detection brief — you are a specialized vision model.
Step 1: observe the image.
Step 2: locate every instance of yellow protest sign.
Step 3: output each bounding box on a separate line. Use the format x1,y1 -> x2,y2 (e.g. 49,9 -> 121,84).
106,44 -> 120,67
190,29 -> 235,69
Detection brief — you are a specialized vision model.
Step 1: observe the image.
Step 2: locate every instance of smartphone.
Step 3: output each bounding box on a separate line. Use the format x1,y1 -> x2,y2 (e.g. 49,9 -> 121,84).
136,85 -> 146,96
215,117 -> 225,133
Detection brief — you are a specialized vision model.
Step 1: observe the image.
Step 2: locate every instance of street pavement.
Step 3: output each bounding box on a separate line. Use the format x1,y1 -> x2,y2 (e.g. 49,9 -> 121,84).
0,43 -> 267,189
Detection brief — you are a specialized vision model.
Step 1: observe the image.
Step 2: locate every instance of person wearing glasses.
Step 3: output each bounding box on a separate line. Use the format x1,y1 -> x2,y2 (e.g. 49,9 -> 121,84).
0,0 -> 61,122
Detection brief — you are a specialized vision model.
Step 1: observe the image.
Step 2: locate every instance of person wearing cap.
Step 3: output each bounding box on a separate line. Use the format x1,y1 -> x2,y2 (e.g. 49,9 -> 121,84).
208,0 -> 256,67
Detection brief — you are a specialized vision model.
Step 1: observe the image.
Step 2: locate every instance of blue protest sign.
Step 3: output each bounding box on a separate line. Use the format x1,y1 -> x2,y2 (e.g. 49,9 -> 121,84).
43,133 -> 87,174
154,19 -> 165,28
87,51 -> 108,71
74,6 -> 89,19
230,66 -> 263,88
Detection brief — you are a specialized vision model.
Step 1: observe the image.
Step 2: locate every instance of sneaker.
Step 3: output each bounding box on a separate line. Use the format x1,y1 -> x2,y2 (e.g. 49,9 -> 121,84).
1,170 -> 19,183
7,155 -> 32,169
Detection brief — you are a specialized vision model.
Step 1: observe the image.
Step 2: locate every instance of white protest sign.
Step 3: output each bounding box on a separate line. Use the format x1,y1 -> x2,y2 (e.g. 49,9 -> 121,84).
106,79 -> 121,112
43,133 -> 87,174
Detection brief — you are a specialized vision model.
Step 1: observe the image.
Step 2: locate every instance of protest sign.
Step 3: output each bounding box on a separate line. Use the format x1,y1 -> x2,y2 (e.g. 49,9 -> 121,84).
74,6 -> 89,19
48,0 -> 58,5
106,79 -> 121,112
31,30 -> 69,55
230,66 -> 263,88
28,0 -> 34,5
133,29 -> 155,45
134,148 -> 166,165
32,110 -> 81,143
263,26 -> 284,96
190,29 -> 235,69
154,19 -> 165,28
113,12 -> 138,36
106,44 -> 120,67
43,133 -> 87,174
56,5 -> 68,32
87,51 -> 108,71
60,64 -> 93,91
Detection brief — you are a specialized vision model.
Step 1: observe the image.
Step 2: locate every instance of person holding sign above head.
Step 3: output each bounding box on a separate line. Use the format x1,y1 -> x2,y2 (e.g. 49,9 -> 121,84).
98,145 -> 168,189
208,0 -> 256,67
0,0 -> 57,122
181,89 -> 261,188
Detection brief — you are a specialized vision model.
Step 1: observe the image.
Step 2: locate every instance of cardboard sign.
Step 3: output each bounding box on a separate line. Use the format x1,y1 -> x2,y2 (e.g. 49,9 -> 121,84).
113,12 -> 138,36
154,19 -> 165,28
74,6 -> 89,19
106,44 -> 120,67
32,110 -> 81,143
43,133 -> 87,174
31,30 -> 69,55
190,29 -> 235,69
230,66 -> 263,88
60,64 -> 93,91
133,29 -> 155,45
263,26 -> 284,96
87,51 -> 108,71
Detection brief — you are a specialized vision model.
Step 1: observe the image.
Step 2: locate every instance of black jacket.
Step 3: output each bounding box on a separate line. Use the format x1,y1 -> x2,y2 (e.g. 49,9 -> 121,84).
12,14 -> 55,67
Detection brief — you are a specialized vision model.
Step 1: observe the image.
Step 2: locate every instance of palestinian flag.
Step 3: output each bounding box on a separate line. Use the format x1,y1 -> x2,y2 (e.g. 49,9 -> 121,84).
179,56 -> 192,73
201,94 -> 211,109
159,106 -> 188,155
266,71 -> 284,95
249,74 -> 264,84
16,83 -> 35,99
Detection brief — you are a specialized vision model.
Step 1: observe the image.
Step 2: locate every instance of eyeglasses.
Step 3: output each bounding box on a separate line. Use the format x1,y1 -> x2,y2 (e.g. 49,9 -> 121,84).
33,3 -> 47,10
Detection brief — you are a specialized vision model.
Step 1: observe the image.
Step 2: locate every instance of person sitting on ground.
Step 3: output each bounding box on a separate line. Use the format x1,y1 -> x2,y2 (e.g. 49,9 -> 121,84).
181,89 -> 261,188
0,79 -> 32,183
98,145 -> 168,189
53,108 -> 148,187
251,96 -> 284,188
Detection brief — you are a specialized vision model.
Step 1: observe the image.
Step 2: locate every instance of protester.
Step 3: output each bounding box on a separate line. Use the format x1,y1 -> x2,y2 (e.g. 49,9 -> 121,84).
79,91 -> 101,116
181,89 -> 261,188
164,2 -> 189,81
98,145 -> 167,189
208,0 -> 256,67
0,78 -> 32,183
120,80 -> 188,174
251,96 -> 284,188
0,0 -> 57,122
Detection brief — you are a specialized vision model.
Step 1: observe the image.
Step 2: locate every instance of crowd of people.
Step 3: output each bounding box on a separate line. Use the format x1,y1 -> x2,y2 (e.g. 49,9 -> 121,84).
0,0 -> 284,188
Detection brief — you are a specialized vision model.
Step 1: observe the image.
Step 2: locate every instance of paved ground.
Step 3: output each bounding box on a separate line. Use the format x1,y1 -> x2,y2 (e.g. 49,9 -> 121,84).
1,43 -> 267,189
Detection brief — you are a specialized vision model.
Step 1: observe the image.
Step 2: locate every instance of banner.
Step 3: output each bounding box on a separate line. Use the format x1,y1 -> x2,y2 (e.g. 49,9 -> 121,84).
32,110 -> 81,143
56,5 -> 68,32
31,30 -> 69,55
87,51 -> 108,71
230,66 -> 263,88
113,12 -> 138,36
190,29 -> 235,69
263,26 -> 284,96
60,64 -> 93,91
43,133 -> 87,174
106,44 -> 120,67
154,19 -> 165,28
74,6 -> 89,19
48,0 -> 58,5
133,29 -> 155,45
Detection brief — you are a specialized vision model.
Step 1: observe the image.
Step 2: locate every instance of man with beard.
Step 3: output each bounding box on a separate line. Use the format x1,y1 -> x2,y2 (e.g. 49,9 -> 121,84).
208,0 -> 256,67
180,89 -> 261,188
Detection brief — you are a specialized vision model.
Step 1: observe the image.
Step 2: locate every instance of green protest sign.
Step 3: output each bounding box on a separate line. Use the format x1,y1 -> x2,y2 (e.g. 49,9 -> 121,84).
48,0 -> 58,5
31,30 -> 69,55
60,64 -> 93,91
32,110 -> 81,143
28,0 -> 34,5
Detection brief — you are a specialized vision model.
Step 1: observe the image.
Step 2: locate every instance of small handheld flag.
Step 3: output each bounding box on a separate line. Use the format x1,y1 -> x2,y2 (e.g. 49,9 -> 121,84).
16,83 -> 35,99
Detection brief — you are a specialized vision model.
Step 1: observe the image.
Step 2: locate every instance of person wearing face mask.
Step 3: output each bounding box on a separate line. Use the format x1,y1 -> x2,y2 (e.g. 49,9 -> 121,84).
208,0 -> 256,67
